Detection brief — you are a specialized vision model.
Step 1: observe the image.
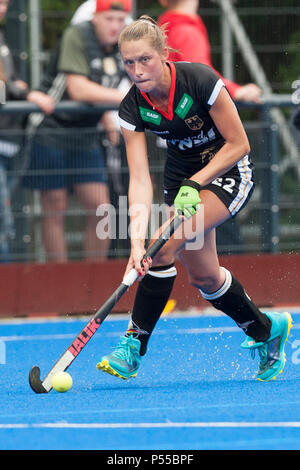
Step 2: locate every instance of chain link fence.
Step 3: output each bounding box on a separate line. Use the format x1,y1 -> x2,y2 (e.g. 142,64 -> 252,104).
2,2 -> 300,263
47,3 -> 300,93
5,2 -> 300,93
0,99 -> 299,263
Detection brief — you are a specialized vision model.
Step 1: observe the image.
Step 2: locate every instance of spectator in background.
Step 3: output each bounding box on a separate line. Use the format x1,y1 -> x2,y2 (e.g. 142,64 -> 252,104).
158,0 -> 262,103
71,0 -> 97,24
71,0 -> 133,25
71,0 -> 132,147
0,0 -> 54,262
23,0 -> 132,262
158,0 -> 262,252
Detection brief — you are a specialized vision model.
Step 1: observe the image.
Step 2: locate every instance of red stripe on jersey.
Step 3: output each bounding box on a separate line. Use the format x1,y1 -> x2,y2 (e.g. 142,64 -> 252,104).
140,61 -> 176,121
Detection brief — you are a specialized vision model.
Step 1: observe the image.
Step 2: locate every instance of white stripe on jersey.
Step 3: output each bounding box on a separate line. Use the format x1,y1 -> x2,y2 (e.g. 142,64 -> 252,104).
119,117 -> 136,131
207,78 -> 225,107
228,155 -> 254,216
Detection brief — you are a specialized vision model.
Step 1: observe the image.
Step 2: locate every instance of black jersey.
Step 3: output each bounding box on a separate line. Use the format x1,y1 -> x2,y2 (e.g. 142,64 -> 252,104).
119,61 -> 255,216
119,62 -> 227,159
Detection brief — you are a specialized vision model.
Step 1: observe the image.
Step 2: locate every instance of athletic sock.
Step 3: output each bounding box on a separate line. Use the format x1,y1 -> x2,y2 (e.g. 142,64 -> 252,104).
199,267 -> 271,342
126,264 -> 177,355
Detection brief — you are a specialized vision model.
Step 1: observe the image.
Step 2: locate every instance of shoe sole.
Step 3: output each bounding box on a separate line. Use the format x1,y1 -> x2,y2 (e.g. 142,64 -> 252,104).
96,359 -> 137,380
257,312 -> 293,382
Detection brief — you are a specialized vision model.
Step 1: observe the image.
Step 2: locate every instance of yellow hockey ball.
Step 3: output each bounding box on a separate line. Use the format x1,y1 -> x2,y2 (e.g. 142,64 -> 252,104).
51,371 -> 73,393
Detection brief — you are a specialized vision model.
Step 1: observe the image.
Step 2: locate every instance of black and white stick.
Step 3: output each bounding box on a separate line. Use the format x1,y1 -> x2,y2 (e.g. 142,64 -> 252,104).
29,216 -> 183,393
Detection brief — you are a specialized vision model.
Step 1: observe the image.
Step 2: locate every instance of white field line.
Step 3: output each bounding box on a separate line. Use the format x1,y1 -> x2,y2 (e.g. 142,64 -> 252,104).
0,323 -> 299,343
0,326 -> 261,342
0,308 -> 299,326
0,421 -> 300,430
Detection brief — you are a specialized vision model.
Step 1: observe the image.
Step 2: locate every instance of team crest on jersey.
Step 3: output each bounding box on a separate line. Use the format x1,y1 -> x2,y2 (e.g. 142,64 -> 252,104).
185,115 -> 204,131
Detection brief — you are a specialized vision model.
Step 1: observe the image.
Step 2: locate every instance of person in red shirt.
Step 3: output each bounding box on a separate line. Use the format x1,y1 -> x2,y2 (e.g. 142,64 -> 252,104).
158,0 -> 262,103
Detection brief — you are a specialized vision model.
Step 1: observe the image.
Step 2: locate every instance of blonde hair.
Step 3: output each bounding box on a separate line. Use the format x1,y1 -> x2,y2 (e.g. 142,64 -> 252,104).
118,15 -> 174,56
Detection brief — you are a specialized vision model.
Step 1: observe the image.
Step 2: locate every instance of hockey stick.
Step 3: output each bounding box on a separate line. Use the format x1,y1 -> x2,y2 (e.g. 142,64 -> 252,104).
29,215 -> 183,393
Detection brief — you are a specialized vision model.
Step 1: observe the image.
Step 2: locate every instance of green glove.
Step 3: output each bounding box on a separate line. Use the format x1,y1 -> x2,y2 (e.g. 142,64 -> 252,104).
174,179 -> 202,218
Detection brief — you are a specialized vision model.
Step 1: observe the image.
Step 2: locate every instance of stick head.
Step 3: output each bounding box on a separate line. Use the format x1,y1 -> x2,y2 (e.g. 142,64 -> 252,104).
29,366 -> 48,393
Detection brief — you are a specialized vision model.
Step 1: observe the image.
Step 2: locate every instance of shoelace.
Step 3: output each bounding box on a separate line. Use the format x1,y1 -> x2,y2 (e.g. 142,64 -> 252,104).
113,339 -> 134,364
250,343 -> 268,366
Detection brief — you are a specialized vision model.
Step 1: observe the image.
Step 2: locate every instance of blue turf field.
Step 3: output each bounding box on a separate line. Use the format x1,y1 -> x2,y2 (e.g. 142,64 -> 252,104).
0,311 -> 299,450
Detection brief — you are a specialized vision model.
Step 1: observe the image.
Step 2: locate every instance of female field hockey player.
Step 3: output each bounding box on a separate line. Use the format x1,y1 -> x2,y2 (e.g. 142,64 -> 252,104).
97,15 -> 292,382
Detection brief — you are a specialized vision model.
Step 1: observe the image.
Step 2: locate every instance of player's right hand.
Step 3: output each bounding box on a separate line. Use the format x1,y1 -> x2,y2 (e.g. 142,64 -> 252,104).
125,243 -> 152,279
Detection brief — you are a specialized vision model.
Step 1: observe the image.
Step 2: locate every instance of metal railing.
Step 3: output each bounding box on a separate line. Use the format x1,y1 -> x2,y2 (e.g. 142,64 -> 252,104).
0,97 -> 299,263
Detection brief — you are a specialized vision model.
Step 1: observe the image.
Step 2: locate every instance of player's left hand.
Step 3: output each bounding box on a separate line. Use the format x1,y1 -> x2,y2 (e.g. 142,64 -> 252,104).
174,179 -> 202,218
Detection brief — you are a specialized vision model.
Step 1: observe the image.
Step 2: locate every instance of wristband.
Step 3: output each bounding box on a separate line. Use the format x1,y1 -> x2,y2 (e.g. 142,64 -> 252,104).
181,179 -> 202,192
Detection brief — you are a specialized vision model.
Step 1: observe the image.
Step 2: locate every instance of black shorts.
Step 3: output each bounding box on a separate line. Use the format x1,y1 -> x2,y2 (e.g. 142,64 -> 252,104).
163,152 -> 255,218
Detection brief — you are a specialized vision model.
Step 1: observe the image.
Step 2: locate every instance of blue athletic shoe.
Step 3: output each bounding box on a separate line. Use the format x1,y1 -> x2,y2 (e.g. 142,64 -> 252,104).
241,311 -> 293,382
96,335 -> 142,380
